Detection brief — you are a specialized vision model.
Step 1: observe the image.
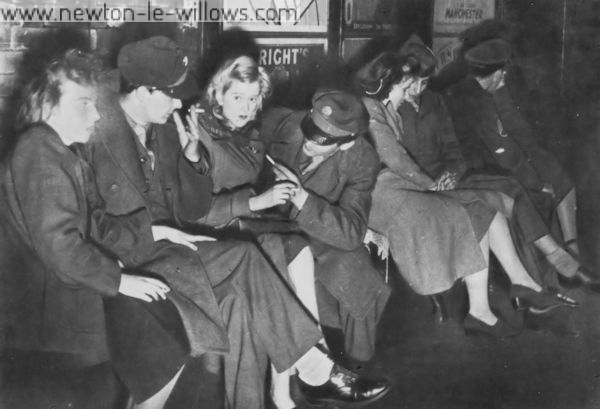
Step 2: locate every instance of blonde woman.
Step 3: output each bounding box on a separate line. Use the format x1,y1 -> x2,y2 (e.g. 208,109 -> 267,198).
189,55 -> 329,409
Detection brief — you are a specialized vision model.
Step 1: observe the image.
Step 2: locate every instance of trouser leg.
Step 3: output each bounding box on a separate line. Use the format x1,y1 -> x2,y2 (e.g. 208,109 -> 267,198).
197,240 -> 322,371
213,286 -> 268,409
315,281 -> 386,362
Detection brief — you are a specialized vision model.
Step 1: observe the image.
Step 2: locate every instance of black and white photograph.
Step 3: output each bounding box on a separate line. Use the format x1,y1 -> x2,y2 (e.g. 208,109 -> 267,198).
1,1 -> 600,408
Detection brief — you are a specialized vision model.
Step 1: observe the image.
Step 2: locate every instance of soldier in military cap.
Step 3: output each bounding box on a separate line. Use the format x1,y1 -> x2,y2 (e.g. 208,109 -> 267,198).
445,38 -> 599,290
83,37 -> 389,409
261,89 -> 390,366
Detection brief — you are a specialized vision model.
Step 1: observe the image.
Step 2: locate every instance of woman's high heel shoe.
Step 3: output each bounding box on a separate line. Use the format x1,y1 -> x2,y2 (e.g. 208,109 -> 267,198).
558,267 -> 600,293
463,314 -> 521,339
510,285 -> 578,313
430,294 -> 448,324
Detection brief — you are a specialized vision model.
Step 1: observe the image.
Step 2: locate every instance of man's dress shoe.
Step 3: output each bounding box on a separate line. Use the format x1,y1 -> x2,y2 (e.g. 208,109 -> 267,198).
298,364 -> 390,405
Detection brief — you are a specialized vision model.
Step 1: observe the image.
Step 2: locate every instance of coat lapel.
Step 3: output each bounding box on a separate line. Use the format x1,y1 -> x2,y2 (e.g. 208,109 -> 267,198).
99,100 -> 149,199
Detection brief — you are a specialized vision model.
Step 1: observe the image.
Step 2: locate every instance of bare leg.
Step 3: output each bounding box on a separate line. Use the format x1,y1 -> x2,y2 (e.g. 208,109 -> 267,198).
556,188 -> 579,255
133,365 -> 185,409
488,212 -> 543,290
465,267 -> 497,326
465,230 -> 497,325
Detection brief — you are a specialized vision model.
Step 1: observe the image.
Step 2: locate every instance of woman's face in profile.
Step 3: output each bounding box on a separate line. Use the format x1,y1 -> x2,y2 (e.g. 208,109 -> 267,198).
217,79 -> 261,130
406,76 -> 429,99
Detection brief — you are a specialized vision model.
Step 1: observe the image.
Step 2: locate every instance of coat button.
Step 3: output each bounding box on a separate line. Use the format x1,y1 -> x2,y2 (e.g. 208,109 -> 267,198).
140,156 -> 147,163
110,183 -> 118,192
175,267 -> 181,273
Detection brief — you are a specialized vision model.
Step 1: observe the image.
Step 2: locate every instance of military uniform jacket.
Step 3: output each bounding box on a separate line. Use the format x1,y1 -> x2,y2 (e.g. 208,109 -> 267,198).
444,77 -> 546,189
260,108 -> 389,319
445,77 -> 573,203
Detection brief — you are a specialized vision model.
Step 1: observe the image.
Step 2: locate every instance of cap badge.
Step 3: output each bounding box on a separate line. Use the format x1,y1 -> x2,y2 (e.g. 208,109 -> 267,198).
321,106 -> 332,117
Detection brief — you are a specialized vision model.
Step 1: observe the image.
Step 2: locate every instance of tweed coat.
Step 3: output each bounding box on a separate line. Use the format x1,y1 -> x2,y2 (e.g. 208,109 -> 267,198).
0,124 -> 153,364
364,96 -> 496,294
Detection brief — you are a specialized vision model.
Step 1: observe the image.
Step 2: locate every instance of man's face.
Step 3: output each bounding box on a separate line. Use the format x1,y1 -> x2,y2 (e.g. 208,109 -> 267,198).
141,88 -> 182,124
483,69 -> 506,93
48,79 -> 99,145
217,79 -> 261,130
302,139 -> 355,158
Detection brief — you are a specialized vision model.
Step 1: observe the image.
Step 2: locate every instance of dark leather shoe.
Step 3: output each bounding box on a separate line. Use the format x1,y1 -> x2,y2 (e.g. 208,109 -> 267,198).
298,364 -> 390,405
463,314 -> 521,338
430,294 -> 449,323
558,267 -> 600,293
510,285 -> 577,313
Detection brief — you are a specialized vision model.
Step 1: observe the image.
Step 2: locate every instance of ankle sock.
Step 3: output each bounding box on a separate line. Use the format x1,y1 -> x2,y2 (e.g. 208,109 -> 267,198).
294,346 -> 334,386
546,247 -> 579,278
270,366 -> 295,409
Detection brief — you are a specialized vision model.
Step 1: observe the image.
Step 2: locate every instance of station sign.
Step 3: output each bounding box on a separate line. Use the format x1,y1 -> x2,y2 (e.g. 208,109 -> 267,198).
433,0 -> 496,35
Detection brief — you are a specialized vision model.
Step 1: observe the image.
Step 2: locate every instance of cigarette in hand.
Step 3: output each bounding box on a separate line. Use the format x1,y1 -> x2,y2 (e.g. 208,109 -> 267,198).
265,154 -> 276,165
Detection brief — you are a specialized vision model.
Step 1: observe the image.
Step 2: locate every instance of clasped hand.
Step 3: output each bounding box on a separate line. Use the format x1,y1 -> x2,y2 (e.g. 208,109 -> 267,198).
429,170 -> 457,191
269,159 -> 309,210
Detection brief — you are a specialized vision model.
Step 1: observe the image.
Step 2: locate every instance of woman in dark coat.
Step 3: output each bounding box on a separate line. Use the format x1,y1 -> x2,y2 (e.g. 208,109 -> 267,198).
187,55 -> 320,409
0,50 -> 188,409
356,52 -> 562,337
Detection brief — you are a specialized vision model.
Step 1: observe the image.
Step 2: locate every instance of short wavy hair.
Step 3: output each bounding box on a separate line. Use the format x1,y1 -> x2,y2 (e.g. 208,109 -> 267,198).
16,49 -> 101,130
205,55 -> 271,112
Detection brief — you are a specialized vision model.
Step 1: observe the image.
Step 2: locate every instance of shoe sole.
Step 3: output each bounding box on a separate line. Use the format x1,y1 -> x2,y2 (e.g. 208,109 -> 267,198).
305,385 -> 391,407
464,327 -> 521,339
512,298 -> 577,313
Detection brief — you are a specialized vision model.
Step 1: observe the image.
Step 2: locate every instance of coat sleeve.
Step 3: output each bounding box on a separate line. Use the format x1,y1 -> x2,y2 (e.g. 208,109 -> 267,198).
493,87 -> 566,185
11,139 -> 121,297
435,96 -> 468,179
90,208 -> 155,258
291,142 -> 380,251
174,150 -> 214,221
365,98 -> 434,189
196,188 -> 255,227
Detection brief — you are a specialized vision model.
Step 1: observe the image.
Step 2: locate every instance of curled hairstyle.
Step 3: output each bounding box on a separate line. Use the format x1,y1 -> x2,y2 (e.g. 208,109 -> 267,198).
16,49 -> 101,130
354,52 -> 420,100
205,55 -> 272,112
